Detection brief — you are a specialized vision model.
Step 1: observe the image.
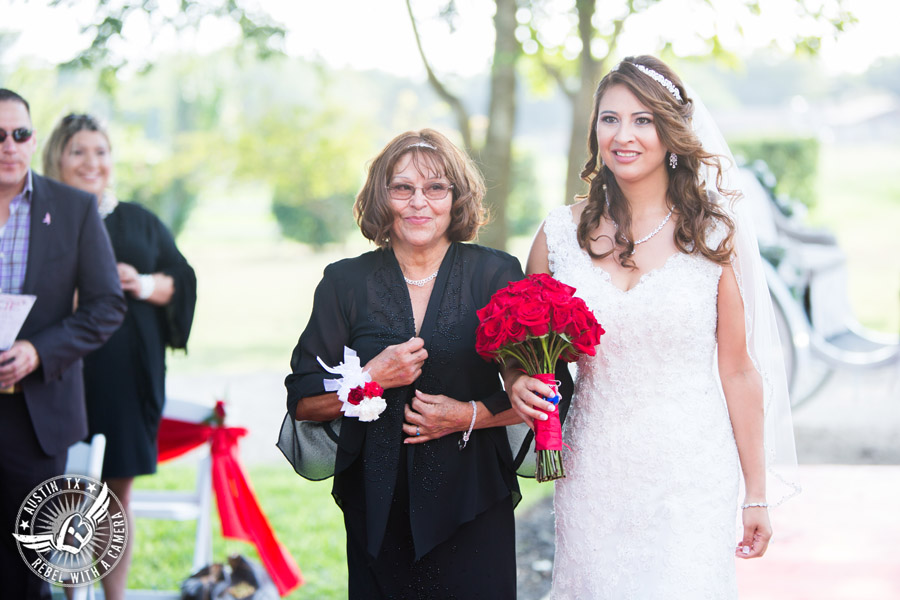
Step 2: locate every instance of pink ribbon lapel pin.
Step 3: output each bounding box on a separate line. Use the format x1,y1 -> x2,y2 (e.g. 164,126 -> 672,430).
42,212 -> 51,225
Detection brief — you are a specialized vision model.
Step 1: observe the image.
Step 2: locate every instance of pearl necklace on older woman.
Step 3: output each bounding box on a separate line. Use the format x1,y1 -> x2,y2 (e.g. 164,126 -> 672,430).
404,269 -> 440,287
397,243 -> 447,287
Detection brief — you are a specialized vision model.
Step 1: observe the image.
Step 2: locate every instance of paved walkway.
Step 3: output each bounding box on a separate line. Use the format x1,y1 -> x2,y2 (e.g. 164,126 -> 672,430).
736,464 -> 900,599
166,365 -> 900,598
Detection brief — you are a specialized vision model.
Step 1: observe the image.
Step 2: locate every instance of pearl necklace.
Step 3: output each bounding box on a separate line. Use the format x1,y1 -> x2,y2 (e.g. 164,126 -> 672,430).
403,269 -> 440,287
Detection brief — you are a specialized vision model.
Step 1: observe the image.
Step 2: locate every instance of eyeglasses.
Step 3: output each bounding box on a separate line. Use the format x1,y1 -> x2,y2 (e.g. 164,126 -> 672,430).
386,182 -> 454,201
0,128 -> 33,144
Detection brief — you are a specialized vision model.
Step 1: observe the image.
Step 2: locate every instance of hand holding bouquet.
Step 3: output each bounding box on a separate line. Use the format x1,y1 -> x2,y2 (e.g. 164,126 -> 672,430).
475,274 -> 604,481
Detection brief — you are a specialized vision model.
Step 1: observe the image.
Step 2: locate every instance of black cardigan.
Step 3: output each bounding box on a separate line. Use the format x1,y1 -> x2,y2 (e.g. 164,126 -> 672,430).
279,242 -> 566,560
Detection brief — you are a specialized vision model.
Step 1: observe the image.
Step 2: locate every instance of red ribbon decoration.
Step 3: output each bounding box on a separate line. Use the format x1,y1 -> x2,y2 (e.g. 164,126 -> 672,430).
157,416 -> 304,596
532,373 -> 563,451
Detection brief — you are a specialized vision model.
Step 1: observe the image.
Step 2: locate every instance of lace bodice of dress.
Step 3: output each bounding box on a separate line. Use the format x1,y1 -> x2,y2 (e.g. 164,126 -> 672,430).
544,205 -> 740,600
545,205 -> 726,405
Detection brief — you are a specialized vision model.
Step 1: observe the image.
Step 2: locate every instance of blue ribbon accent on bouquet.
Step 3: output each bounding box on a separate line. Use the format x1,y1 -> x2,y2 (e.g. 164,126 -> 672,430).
540,378 -> 562,405
542,393 -> 561,405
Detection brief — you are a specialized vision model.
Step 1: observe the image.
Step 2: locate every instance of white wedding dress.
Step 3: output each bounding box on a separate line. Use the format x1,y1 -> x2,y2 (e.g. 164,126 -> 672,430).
544,205 -> 741,599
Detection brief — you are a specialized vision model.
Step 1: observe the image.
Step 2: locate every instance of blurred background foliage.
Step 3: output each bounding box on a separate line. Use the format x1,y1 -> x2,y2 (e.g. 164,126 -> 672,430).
7,45 -> 895,242
1,0 -> 898,356
2,0 -> 883,247
731,137 -> 820,208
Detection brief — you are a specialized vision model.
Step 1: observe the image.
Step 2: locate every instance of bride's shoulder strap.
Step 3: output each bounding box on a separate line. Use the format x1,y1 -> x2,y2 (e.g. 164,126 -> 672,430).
543,204 -> 581,273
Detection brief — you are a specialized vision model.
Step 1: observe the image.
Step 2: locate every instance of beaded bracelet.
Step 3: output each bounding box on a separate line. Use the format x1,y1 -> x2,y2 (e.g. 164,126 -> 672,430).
459,401 -> 477,450
741,502 -> 769,509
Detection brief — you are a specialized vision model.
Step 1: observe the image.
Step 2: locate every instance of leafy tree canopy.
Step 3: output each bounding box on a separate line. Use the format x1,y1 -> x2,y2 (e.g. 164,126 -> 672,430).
42,0 -> 285,90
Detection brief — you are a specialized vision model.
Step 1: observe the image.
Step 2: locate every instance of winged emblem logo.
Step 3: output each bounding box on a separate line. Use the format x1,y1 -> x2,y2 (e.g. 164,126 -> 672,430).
14,482 -> 111,554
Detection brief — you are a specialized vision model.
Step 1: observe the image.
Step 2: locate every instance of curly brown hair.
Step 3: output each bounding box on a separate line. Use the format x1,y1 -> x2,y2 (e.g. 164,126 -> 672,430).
354,129 -> 488,248
577,55 -> 735,268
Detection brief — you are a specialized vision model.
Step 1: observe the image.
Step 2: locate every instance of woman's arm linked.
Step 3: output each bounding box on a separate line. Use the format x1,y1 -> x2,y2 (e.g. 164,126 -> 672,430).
295,336 -> 526,441
294,337 -> 428,422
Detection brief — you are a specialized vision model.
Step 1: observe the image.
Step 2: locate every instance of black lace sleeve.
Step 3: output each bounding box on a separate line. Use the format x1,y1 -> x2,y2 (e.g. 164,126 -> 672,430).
284,263 -> 353,417
278,262 -> 358,481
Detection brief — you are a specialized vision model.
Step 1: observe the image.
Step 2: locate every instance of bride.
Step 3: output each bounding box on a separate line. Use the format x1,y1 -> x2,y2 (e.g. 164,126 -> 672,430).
507,55 -> 799,598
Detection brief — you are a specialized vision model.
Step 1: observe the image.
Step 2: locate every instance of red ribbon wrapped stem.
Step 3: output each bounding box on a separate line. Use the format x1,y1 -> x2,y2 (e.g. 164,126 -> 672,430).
532,373 -> 562,451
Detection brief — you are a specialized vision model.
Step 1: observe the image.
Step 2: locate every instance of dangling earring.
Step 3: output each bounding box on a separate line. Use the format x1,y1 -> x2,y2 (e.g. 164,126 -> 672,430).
669,153 -> 678,170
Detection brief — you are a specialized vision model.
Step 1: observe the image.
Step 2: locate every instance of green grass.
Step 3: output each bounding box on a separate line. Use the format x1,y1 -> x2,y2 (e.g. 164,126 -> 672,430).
125,463 -> 553,598
811,142 -> 900,333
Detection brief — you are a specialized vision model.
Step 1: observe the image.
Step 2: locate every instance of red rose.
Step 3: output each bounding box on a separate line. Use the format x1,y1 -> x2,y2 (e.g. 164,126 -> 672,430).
505,318 -> 528,344
540,289 -> 569,307
550,300 -> 576,334
477,298 -> 504,321
347,387 -> 364,405
565,304 -> 593,339
505,278 -> 535,296
570,335 -> 598,357
589,322 -> 606,345
531,273 -> 576,297
476,327 -> 494,360
363,381 -> 384,397
527,273 -> 555,288
477,274 -> 602,370
569,313 -> 604,356
476,315 -> 508,356
516,300 -> 551,337
476,304 -> 493,321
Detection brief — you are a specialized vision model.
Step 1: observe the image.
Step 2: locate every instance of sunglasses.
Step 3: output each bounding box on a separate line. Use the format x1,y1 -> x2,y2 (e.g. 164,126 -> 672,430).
0,128 -> 33,143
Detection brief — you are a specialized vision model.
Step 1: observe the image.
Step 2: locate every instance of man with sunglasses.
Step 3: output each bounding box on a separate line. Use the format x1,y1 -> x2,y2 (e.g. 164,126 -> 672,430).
0,88 -> 125,599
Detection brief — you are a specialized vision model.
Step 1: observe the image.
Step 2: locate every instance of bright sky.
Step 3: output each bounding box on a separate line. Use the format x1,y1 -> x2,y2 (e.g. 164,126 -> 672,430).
1,0 -> 897,78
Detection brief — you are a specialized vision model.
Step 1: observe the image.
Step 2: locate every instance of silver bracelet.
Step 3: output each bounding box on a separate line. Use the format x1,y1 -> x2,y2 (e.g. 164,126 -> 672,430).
741,502 -> 769,509
458,400 -> 477,450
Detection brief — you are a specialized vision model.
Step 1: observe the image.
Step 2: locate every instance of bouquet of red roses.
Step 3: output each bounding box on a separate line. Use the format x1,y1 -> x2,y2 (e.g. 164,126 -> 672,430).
475,273 -> 604,482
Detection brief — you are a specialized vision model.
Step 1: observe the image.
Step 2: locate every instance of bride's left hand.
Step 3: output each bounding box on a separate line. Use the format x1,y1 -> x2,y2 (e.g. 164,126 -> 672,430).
402,390 -> 469,444
505,371 -> 556,430
735,506 -> 772,559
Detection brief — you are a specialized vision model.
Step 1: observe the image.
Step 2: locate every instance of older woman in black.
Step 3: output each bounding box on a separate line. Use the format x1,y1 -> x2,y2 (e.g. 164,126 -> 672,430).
279,129 -> 570,598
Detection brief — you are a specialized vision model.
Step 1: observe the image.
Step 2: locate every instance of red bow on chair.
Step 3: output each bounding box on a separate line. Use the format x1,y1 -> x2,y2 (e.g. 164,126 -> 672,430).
157,401 -> 303,596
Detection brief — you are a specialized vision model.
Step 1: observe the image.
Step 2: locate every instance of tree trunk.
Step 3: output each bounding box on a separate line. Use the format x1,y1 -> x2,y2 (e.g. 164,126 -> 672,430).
479,0 -> 518,250
405,0 -> 473,151
564,0 -> 605,206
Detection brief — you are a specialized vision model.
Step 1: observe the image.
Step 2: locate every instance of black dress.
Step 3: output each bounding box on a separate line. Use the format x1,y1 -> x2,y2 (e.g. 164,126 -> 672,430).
83,201 -> 197,478
279,242 -> 571,599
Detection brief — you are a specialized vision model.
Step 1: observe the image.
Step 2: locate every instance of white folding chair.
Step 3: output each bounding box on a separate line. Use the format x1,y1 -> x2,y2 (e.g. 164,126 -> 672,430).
130,398 -> 214,578
61,434 -> 106,600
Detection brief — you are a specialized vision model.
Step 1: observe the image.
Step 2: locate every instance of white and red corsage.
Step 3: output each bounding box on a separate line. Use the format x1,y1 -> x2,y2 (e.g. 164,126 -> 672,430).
317,347 -> 386,422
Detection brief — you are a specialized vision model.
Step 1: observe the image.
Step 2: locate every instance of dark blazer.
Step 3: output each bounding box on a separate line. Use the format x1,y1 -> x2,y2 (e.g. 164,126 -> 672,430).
16,173 -> 126,456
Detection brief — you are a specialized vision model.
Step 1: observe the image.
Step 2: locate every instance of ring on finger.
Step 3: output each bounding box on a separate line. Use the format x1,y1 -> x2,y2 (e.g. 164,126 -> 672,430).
416,426 -> 420,437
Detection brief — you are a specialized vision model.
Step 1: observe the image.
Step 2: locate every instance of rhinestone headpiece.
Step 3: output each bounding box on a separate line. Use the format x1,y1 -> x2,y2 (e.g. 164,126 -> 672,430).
407,141 -> 436,150
614,62 -> 683,103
